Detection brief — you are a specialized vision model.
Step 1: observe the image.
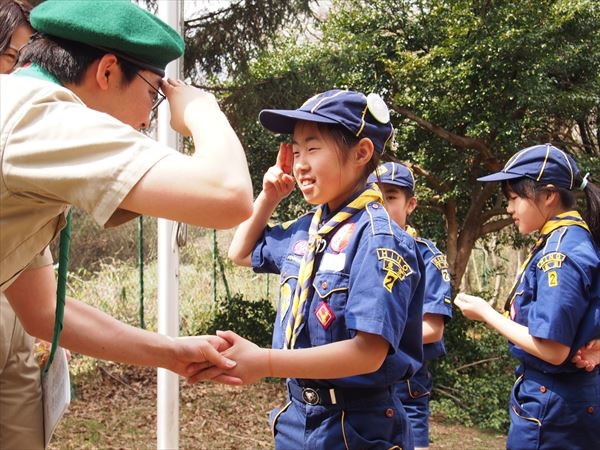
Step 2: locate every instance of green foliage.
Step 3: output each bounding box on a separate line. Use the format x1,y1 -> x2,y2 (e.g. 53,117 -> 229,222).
222,0 -> 600,287
204,293 -> 276,348
183,1 -> 315,79
430,306 -> 514,432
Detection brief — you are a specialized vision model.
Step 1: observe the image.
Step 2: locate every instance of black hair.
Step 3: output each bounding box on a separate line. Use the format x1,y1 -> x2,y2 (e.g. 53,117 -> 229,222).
0,0 -> 31,53
502,174 -> 600,247
18,34 -> 138,85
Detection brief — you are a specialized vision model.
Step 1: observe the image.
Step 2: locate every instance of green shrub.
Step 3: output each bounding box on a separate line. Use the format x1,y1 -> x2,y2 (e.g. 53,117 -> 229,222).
430,310 -> 514,432
203,293 -> 276,348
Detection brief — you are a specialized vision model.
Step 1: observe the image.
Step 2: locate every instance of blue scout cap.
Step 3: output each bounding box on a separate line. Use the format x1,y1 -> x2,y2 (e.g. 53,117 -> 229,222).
30,0 -> 184,77
368,162 -> 415,190
477,143 -> 581,190
259,89 -> 394,154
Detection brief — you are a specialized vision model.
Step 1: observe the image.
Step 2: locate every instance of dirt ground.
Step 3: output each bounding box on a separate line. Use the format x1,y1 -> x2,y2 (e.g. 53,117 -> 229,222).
48,364 -> 506,450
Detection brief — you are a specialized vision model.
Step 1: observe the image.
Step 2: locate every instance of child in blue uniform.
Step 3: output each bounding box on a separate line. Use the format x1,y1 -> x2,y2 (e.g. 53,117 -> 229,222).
369,161 -> 452,450
225,89 -> 425,449
454,144 -> 600,450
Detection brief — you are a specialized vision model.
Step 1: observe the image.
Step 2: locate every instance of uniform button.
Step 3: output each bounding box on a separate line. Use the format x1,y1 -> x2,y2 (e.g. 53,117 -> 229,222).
587,406 -> 594,414
372,204 -> 380,209
539,386 -> 547,393
385,408 -> 394,417
321,281 -> 328,289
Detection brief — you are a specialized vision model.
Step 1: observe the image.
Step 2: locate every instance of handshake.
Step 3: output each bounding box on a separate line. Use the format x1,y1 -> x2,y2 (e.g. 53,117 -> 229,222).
173,330 -> 265,386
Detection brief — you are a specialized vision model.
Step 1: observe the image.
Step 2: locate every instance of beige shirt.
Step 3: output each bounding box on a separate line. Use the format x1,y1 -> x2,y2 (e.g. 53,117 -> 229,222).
0,74 -> 177,289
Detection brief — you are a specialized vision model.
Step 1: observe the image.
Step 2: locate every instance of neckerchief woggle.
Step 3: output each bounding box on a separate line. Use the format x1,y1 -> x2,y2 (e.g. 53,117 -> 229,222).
284,184 -> 383,349
15,64 -> 71,372
503,210 -> 590,316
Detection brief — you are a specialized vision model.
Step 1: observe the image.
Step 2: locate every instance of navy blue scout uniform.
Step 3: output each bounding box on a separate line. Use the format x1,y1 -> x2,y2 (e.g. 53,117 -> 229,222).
369,162 -> 453,448
479,144 -> 600,450
402,231 -> 452,446
254,90 -> 426,449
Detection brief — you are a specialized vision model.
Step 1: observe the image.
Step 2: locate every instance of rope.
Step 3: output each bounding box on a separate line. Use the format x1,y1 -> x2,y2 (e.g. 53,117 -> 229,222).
44,209 -> 72,373
138,216 -> 145,329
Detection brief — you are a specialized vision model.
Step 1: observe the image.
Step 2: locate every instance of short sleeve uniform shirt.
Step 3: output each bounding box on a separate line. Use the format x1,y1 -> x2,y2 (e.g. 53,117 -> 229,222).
414,237 -> 453,361
0,70 -> 177,289
252,202 -> 425,388
509,224 -> 600,373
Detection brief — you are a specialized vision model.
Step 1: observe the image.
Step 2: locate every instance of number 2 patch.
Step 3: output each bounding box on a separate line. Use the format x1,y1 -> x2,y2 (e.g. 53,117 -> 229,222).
548,270 -> 558,287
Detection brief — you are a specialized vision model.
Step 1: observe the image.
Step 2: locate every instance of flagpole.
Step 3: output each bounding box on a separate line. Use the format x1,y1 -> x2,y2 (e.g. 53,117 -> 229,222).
156,1 -> 183,448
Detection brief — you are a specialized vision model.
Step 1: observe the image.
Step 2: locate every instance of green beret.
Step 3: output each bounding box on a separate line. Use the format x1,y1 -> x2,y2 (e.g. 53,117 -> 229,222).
30,0 -> 184,76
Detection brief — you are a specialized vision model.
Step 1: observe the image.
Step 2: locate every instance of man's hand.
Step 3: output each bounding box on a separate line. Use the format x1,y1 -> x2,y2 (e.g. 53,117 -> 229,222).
185,330 -> 268,385
161,79 -> 221,137
171,335 -> 242,385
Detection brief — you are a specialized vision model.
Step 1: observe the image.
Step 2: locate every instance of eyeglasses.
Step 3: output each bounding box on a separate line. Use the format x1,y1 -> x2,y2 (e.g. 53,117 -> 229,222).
136,72 -> 165,110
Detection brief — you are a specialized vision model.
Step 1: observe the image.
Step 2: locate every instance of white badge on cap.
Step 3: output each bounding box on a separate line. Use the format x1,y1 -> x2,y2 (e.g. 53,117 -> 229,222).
366,93 -> 390,124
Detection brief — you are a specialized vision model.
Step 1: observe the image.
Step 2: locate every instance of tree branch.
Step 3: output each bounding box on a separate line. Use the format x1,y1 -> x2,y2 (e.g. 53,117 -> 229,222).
403,161 -> 450,193
454,356 -> 504,372
481,217 -> 513,235
389,101 -> 501,170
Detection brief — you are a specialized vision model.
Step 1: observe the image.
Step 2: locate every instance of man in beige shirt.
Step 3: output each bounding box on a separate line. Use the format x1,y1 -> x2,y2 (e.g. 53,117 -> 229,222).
1,1 -> 253,447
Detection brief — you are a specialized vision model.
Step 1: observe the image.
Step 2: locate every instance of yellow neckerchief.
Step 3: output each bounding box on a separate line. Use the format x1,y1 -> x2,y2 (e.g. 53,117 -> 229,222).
406,225 -> 418,238
284,185 -> 383,349
503,210 -> 590,315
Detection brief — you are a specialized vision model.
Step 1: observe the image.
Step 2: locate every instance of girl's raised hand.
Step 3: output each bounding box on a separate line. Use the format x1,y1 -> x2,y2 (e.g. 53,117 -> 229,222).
262,143 -> 295,202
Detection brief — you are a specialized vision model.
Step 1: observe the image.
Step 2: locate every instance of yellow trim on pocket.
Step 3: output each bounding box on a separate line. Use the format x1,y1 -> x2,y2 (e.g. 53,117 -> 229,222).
270,401 -> 291,438
511,404 -> 542,427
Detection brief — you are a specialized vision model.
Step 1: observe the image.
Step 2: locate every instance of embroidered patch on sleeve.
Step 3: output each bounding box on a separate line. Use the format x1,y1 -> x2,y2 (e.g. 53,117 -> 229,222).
432,255 -> 451,281
537,252 -> 566,272
431,255 -> 448,270
547,270 -> 559,287
376,248 -> 414,292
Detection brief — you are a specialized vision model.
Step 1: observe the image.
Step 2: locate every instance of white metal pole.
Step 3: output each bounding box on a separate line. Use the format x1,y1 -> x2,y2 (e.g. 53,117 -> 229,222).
156,1 -> 183,449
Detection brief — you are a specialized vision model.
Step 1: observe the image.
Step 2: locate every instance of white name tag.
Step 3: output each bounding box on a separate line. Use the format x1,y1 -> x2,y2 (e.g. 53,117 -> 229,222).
320,252 -> 346,271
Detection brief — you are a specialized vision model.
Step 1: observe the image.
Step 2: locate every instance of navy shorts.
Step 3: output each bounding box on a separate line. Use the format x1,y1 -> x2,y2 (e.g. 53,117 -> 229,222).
395,368 -> 432,448
270,380 -> 414,449
507,368 -> 600,450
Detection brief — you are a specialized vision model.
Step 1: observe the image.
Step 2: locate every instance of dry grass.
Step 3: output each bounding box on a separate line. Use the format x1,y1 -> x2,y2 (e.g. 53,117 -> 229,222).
49,363 -> 506,450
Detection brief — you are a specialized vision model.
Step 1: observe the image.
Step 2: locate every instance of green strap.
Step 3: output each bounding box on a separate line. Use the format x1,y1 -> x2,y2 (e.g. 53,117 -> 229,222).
44,210 -> 72,373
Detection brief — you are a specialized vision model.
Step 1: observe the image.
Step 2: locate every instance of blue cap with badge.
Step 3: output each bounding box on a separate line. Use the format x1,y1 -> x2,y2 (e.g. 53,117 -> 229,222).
368,161 -> 415,190
259,89 -> 394,154
29,0 -> 184,77
477,144 -> 582,190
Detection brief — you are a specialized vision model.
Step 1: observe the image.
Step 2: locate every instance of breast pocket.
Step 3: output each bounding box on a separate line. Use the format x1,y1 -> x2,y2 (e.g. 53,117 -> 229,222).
309,271 -> 350,345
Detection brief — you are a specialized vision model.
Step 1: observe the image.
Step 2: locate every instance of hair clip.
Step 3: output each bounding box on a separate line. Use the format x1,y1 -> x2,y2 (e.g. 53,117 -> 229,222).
580,172 -> 591,190
389,127 -> 398,153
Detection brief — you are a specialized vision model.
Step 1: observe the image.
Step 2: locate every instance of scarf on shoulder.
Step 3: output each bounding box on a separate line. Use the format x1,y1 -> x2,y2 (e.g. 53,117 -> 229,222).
284,185 -> 383,349
504,210 -> 590,315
